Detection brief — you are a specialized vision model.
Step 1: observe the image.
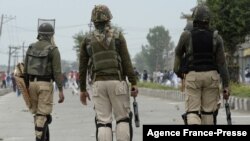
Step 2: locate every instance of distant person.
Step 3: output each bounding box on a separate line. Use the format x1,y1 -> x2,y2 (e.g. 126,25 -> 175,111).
62,72 -> 68,89
143,70 -> 148,82
244,66 -> 250,83
11,72 -> 16,92
6,74 -> 11,87
1,72 -> 6,88
133,67 -> 140,81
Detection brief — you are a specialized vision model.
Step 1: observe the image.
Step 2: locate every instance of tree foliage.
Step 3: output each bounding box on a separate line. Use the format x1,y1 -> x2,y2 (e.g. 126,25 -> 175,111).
133,52 -> 148,72
206,0 -> 250,82
135,26 -> 173,74
72,31 -> 89,62
206,0 -> 250,54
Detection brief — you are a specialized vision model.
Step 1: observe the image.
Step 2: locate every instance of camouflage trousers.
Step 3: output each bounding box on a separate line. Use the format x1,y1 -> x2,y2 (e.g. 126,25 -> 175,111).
29,81 -> 53,139
185,70 -> 220,125
92,80 -> 131,141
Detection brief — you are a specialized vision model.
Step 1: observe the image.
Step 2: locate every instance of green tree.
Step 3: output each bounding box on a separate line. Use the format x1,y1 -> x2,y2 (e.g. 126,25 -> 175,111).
207,0 -> 250,54
72,31 -> 89,62
206,0 -> 250,82
144,26 -> 173,73
133,52 -> 148,72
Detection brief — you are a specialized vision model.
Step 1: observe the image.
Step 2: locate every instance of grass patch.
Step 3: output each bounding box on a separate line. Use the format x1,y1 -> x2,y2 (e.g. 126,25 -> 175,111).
230,83 -> 250,98
137,82 -> 177,90
138,81 -> 250,98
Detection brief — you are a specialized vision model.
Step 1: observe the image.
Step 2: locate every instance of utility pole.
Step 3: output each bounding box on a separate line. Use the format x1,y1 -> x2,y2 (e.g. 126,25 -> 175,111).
7,43 -> 28,74
22,42 -> 29,62
0,14 -> 16,37
7,46 -> 20,74
12,53 -> 22,68
88,21 -> 93,33
0,15 -> 3,36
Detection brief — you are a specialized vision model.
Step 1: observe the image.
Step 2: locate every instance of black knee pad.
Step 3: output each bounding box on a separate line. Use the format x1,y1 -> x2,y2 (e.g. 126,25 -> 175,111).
46,114 -> 52,124
186,111 -> 201,117
181,113 -> 188,125
116,112 -> 133,141
201,110 -> 217,125
35,114 -> 52,124
185,111 -> 201,125
35,114 -> 51,141
95,117 -> 112,141
213,109 -> 219,125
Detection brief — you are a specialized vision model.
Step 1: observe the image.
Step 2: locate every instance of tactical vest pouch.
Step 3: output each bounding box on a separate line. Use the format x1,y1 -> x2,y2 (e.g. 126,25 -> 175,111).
27,45 -> 53,76
89,29 -> 123,81
93,50 -> 119,71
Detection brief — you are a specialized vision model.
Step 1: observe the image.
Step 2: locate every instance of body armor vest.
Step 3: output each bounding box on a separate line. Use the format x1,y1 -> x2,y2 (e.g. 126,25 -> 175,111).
87,30 -> 122,80
188,29 -> 217,71
26,44 -> 54,76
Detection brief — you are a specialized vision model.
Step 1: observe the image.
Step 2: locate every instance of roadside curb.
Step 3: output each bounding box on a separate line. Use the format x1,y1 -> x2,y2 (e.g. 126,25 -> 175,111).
0,89 -> 12,96
139,87 -> 250,112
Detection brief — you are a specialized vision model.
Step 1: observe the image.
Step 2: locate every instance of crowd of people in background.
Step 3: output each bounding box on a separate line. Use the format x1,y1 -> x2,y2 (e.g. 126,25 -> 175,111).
0,70 -> 81,97
0,71 -> 16,90
133,67 -> 179,88
52,70 -> 80,95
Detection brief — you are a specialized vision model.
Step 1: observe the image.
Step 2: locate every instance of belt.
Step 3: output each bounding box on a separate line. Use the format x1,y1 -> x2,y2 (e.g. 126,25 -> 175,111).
29,77 -> 52,82
95,75 -> 124,81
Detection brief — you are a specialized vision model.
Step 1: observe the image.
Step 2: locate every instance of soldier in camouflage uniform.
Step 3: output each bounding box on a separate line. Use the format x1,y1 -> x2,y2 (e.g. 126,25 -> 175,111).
174,5 -> 230,125
24,22 -> 64,141
79,4 -> 138,141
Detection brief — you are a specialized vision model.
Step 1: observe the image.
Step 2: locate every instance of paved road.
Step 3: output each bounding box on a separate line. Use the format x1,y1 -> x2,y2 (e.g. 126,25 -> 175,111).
0,89 -> 250,141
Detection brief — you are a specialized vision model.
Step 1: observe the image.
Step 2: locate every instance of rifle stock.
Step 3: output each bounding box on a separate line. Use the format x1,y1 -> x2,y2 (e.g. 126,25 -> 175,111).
133,97 -> 140,127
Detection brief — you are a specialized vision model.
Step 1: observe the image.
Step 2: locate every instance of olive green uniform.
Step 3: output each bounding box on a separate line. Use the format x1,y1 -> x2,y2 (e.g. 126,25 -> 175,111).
24,39 -> 62,139
174,30 -> 229,125
79,28 -> 137,141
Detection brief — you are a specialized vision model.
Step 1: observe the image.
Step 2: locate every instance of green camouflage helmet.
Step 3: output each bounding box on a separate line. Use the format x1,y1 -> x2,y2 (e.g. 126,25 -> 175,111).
38,23 -> 54,35
192,5 -> 211,22
91,5 -> 113,22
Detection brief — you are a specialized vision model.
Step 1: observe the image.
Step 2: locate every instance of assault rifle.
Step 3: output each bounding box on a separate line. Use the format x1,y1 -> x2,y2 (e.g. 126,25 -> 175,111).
133,97 -> 140,127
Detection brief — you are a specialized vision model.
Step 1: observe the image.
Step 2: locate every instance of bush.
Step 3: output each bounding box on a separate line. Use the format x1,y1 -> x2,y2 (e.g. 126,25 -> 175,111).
230,83 -> 250,97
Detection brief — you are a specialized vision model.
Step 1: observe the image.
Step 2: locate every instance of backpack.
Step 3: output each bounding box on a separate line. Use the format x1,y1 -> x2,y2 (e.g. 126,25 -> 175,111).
26,44 -> 55,76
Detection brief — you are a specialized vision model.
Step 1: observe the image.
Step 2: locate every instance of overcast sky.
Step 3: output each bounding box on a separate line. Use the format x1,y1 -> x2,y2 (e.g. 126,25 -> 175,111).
0,0 -> 196,66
